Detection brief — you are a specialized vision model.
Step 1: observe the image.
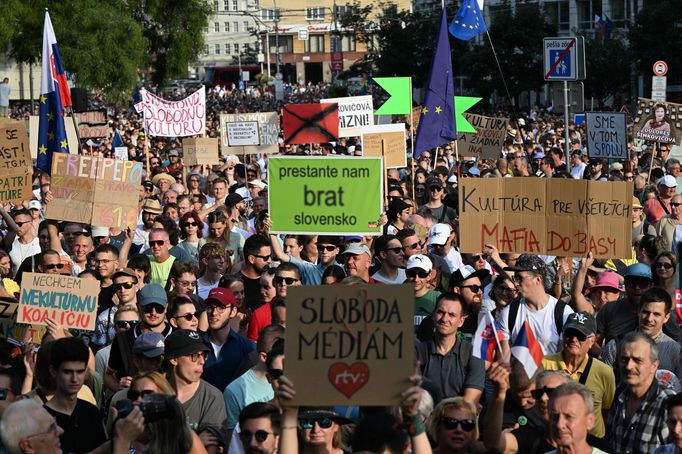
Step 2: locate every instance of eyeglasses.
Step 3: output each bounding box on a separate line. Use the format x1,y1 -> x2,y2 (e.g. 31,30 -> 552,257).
44,263 -> 64,270
239,430 -> 274,444
563,329 -> 589,342
142,304 -> 166,314
439,417 -> 475,432
26,422 -> 60,439
115,282 -> 136,291
115,320 -> 139,329
177,280 -> 197,287
403,242 -> 420,252
497,287 -> 517,294
300,418 -> 334,430
530,387 -> 558,400
671,203 -> 682,208
275,276 -> 299,285
316,244 -> 337,252
188,351 -> 208,362
267,368 -> 284,380
95,258 -> 115,265
207,304 -> 228,313
512,273 -> 535,283
173,312 -> 198,322
656,262 -> 674,269
382,247 -> 403,255
149,240 -> 166,247
407,269 -> 430,279
184,222 -> 198,227
459,284 -> 482,293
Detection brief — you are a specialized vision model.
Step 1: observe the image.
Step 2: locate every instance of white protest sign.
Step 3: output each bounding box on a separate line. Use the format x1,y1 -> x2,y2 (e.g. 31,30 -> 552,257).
220,112 -> 279,154
114,147 -> 128,161
137,87 -> 206,137
321,95 -> 373,137
226,121 -> 260,146
586,112 -> 628,159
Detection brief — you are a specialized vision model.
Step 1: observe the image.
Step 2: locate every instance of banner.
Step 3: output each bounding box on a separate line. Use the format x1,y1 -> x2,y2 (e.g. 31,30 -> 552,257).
458,179 -> 632,258
137,87 -> 206,137
586,112 -> 628,159
46,154 -> 143,228
456,114 -> 508,160
283,103 -> 339,145
220,112 -> 279,154
321,95 -> 374,137
17,273 -> 99,331
0,122 -> 33,204
284,284 -> 414,405
74,110 -> 108,138
183,137 -> 220,166
114,147 -> 128,161
361,123 -> 407,168
268,156 -> 383,235
633,98 -> 682,144
225,121 -> 260,146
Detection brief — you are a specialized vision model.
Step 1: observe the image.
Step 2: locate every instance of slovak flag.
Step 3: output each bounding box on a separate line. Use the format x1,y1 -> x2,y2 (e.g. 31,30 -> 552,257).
472,311 -> 503,363
511,321 -> 545,379
37,11 -> 72,175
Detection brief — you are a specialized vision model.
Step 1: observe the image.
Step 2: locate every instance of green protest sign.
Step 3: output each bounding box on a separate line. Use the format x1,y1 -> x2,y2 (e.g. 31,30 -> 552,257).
268,157 -> 383,235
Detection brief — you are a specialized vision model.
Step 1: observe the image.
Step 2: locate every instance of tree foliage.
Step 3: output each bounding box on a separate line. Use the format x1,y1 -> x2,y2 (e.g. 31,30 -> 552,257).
580,32 -> 630,106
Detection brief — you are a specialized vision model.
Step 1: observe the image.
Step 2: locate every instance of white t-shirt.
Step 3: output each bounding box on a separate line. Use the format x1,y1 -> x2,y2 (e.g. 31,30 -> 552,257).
571,162 -> 587,179
498,295 -> 574,355
442,247 -> 464,273
9,236 -> 41,273
372,268 -> 406,285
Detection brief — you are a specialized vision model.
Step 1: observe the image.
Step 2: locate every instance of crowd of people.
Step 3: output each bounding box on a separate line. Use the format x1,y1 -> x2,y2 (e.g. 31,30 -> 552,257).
0,81 -> 681,454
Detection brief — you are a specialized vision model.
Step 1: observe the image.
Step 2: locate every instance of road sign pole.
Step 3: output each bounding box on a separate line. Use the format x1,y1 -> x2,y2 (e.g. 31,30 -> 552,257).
563,80 -> 570,162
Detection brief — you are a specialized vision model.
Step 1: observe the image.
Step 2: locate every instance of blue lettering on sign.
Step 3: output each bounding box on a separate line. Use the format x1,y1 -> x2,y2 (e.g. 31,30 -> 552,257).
550,50 -> 571,77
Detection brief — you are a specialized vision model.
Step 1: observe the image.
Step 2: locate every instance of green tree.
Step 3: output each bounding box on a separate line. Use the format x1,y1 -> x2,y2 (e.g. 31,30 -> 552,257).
580,32 -> 630,107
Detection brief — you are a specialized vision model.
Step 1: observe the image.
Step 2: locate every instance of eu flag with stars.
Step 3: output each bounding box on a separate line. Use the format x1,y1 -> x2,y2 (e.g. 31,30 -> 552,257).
37,11 -> 72,175
414,8 -> 457,158
449,0 -> 487,41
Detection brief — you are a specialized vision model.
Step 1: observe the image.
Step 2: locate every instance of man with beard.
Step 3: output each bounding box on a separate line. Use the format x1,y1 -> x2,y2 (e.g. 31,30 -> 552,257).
94,244 -> 120,314
239,234 -> 272,311
226,193 -> 250,238
202,287 -> 255,392
450,265 -> 490,342
238,402 -> 280,454
134,199 -> 162,251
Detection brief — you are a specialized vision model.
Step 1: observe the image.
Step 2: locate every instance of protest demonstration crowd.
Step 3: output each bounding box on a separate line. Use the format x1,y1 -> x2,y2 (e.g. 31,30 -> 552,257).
0,4 -> 681,454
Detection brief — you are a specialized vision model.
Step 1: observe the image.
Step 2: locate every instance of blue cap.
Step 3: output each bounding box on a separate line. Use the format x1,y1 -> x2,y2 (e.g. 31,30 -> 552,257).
624,263 -> 653,281
137,283 -> 168,307
468,167 -> 481,176
132,332 -> 165,358
532,152 -> 545,160
345,235 -> 363,243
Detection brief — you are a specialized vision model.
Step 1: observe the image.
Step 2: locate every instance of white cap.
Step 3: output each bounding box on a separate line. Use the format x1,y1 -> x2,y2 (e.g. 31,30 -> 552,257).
27,200 -> 42,211
248,180 -> 267,189
406,254 -> 432,273
428,223 -> 451,246
447,175 -> 458,184
92,226 -> 110,237
658,175 -> 678,188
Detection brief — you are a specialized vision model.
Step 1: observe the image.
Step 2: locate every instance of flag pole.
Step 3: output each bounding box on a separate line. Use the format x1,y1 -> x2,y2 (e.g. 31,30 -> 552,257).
484,31 -> 518,122
68,107 -> 82,154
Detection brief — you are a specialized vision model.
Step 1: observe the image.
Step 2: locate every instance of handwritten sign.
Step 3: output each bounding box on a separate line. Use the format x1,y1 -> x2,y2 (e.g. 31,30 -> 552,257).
220,112 -> 279,154
226,121 -> 260,146
458,179 -> 632,258
361,123 -> 407,168
456,114 -> 508,160
321,95 -> 374,137
0,122 -> 33,204
268,156 -> 383,235
633,98 -> 682,145
47,154 -> 143,228
586,112 -> 628,159
183,137 -> 220,166
74,110 -> 108,139
137,87 -> 206,137
284,284 -> 414,405
114,147 -> 129,161
17,273 -> 99,331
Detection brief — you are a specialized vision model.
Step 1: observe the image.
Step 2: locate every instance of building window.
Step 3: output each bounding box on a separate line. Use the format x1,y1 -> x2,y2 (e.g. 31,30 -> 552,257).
242,0 -> 248,10
304,35 -> 325,52
214,22 -> 220,32
204,26 -> 209,33
204,44 -> 210,54
543,1 -> 569,32
244,21 -> 249,31
261,8 -> 280,20
225,22 -> 230,32
609,0 -> 628,27
233,0 -> 238,11
341,35 -> 356,52
306,7 -> 325,20
577,0 -> 602,30
214,1 -> 219,11
225,43 -> 231,54
215,44 -> 221,54
269,35 -> 293,54
234,21 -> 239,32
234,43 -> 240,54
334,4 -> 354,17
224,0 -> 229,10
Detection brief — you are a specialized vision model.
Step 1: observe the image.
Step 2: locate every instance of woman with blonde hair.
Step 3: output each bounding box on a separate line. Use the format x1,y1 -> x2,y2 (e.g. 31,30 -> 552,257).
427,397 -> 485,454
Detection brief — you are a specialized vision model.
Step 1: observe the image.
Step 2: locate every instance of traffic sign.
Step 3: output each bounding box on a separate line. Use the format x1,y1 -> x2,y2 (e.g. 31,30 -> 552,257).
543,37 -> 586,81
331,52 -> 343,71
652,76 -> 667,101
298,29 -> 309,41
551,81 -> 584,111
653,60 -> 668,77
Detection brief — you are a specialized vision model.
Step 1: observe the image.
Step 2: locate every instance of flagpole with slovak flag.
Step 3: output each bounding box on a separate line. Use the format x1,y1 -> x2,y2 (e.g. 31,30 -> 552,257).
37,9 -> 72,175
472,310 -> 505,366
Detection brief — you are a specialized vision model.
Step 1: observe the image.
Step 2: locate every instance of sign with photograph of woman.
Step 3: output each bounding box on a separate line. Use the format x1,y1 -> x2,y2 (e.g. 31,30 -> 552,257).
634,98 -> 681,144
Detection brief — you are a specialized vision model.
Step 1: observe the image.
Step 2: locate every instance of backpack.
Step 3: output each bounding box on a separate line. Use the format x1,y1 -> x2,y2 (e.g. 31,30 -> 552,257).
507,298 -> 568,342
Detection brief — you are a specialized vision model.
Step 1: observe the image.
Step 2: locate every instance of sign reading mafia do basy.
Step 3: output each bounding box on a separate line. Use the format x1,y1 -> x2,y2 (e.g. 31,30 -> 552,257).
268,156 -> 383,235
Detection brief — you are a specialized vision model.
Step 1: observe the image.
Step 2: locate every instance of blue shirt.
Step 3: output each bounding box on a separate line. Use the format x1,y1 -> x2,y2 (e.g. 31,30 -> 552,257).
289,255 -> 338,285
202,330 -> 255,392
0,83 -> 9,107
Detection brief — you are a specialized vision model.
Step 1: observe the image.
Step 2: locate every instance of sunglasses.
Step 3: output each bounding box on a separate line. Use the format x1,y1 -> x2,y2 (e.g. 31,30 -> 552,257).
403,242 -> 420,252
149,240 -> 166,247
267,368 -> 284,380
656,262 -> 674,269
15,220 -> 31,227
563,328 -> 589,342
142,304 -> 166,314
383,246 -> 403,254
440,417 -> 475,432
116,320 -> 139,329
173,312 -> 198,322
316,244 -> 337,252
407,269 -> 430,279
252,254 -> 271,261
44,263 -> 64,270
115,282 -> 136,291
429,186 -> 442,192
275,276 -> 299,285
530,387 -> 558,400
127,389 -> 154,400
671,203 -> 682,208
73,231 -> 92,237
184,222 -> 198,227
459,284 -> 482,293
300,417 -> 333,430
239,430 -> 273,444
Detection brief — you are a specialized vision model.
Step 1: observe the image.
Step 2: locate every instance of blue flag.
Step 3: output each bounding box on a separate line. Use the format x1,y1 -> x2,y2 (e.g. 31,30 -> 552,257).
414,8 -> 457,158
37,11 -> 71,175
449,0 -> 487,41
112,130 -> 124,149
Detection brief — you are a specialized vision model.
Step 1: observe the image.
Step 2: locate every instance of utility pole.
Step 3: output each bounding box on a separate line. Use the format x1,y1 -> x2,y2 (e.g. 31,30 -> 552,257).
274,0 -> 281,78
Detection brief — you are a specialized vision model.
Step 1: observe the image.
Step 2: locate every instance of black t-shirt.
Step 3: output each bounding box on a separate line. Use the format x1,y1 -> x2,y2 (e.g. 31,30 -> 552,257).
108,323 -> 173,377
45,399 -> 107,453
98,284 -> 116,314
512,423 -> 612,453
240,272 -> 262,312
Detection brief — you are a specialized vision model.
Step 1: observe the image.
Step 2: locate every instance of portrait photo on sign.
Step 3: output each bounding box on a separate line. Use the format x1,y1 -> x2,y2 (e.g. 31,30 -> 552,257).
633,98 -> 682,144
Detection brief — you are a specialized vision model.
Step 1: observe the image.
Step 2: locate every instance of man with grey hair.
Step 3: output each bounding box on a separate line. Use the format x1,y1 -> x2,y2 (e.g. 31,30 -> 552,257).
0,399 -> 64,454
607,331 -> 675,454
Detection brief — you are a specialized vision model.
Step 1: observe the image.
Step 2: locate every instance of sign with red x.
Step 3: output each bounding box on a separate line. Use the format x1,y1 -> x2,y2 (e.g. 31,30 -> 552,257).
283,103 -> 339,144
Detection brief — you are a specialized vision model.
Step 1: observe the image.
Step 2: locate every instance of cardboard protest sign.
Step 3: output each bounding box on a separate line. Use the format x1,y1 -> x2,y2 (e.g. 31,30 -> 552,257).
17,273 -> 99,331
138,87 -> 206,137
226,121 -> 260,146
268,156 -> 383,235
361,123 -> 407,168
114,147 -> 129,161
586,112 -> 628,159
47,154 -> 143,228
283,103 -> 339,145
458,178 -> 632,258
633,98 -> 682,144
183,137 -> 220,166
456,114 -> 508,160
74,110 -> 108,138
321,95 -> 374,137
0,297 -> 18,339
284,284 -> 414,406
220,112 -> 279,154
29,115 -> 78,159
0,122 -> 33,204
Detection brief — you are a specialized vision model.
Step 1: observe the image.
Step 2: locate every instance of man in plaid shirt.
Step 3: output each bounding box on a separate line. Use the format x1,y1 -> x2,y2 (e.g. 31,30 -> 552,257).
607,332 -> 675,454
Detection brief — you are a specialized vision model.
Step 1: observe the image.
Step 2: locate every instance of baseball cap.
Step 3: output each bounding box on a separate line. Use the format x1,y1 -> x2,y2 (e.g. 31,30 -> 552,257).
205,287 -> 237,307
248,180 -> 266,189
531,152 -> 545,160
28,200 -> 42,211
164,329 -> 210,360
657,175 -> 678,188
341,243 -> 372,258
298,407 -> 352,425
112,267 -> 138,281
406,254 -> 432,273
169,150 -> 179,157
226,193 -> 244,207
425,177 -> 443,189
467,167 -> 481,176
624,263 -> 653,281
137,283 -> 168,307
428,223 -> 451,246
447,175 -> 458,184
133,332 -> 165,358
387,198 -> 410,215
449,265 -> 490,288
504,254 -> 547,278
563,312 -> 597,337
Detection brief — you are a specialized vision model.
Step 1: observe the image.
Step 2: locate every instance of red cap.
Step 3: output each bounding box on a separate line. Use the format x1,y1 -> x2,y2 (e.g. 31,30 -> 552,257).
206,287 -> 237,307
